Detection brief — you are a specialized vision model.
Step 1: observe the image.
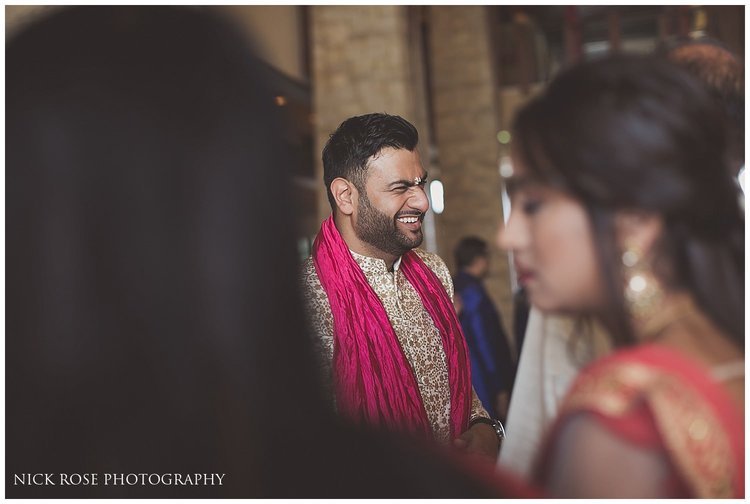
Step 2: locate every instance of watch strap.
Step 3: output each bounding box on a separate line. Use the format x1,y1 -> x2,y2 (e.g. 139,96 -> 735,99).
469,416 -> 506,442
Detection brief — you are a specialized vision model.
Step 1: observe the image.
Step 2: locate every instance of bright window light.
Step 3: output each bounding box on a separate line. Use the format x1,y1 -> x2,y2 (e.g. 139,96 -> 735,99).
738,165 -> 745,194
501,185 -> 512,226
429,180 -> 445,214
499,155 -> 513,178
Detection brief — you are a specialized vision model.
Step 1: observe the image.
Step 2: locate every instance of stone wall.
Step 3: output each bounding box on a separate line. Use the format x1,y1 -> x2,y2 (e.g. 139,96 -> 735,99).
214,6 -> 307,82
6,5 -> 63,39
428,6 -> 514,339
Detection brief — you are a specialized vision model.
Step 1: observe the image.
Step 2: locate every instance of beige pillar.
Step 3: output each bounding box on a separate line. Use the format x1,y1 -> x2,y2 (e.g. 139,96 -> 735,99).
428,6 -> 513,333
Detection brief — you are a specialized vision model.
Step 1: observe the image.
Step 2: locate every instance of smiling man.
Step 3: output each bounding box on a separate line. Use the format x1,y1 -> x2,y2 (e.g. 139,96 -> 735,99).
301,113 -> 502,460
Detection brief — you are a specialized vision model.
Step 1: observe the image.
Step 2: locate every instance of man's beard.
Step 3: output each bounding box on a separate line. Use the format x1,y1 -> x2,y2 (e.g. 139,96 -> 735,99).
354,193 -> 423,257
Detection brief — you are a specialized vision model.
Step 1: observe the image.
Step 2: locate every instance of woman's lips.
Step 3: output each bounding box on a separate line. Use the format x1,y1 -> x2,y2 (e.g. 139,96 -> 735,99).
514,261 -> 535,285
517,271 -> 534,285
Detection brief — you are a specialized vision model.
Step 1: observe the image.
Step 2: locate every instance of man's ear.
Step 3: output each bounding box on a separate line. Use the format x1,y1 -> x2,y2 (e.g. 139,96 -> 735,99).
614,211 -> 663,255
330,178 -> 357,216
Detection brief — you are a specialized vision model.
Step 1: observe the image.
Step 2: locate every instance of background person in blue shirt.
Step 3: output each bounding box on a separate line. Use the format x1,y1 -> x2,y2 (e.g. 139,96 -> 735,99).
453,237 -> 517,421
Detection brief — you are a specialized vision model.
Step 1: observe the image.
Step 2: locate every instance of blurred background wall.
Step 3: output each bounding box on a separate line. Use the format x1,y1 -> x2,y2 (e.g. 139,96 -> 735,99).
7,4 -> 744,354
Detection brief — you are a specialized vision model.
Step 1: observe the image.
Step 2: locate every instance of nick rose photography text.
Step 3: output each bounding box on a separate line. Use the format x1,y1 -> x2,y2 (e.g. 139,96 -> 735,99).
13,473 -> 226,486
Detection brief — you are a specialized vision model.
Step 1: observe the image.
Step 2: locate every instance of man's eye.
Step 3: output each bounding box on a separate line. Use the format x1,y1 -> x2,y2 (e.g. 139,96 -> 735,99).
393,186 -> 409,193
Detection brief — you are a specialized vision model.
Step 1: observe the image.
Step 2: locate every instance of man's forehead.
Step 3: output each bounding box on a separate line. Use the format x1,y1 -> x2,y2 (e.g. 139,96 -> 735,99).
366,148 -> 425,178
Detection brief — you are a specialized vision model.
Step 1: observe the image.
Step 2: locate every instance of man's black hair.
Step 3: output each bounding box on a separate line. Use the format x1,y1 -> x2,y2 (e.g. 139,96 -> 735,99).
322,113 -> 419,210
454,236 -> 489,270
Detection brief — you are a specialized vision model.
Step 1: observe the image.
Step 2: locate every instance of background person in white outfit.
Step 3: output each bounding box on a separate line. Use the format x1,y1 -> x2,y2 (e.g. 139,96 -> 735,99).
498,309 -> 610,477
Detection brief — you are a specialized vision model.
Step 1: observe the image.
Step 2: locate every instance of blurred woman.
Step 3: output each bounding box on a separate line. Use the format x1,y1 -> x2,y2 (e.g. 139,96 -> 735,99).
499,55 -> 744,498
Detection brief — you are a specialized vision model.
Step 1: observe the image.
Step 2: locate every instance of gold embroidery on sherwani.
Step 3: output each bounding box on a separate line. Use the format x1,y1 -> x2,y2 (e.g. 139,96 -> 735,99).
561,360 -> 735,498
300,248 -> 487,443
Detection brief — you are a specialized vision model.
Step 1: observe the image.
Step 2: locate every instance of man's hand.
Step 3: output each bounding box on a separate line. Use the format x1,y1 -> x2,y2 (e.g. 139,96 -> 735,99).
453,422 -> 499,461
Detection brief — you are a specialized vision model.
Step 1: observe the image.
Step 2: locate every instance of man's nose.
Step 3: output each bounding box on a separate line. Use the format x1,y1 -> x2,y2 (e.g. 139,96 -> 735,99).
408,185 -> 430,213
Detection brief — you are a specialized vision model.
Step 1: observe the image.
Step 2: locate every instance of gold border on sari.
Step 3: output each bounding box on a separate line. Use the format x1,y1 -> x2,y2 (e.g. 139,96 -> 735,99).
561,361 -> 736,498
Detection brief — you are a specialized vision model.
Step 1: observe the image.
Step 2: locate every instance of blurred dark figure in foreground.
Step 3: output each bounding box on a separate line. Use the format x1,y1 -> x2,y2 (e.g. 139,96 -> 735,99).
453,237 -> 516,422
7,6 -> 532,498
665,38 -> 744,176
500,54 -> 744,497
6,6 -> 314,497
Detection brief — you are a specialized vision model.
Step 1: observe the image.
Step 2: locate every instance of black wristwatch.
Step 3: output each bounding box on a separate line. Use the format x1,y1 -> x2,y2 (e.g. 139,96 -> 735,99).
469,416 -> 506,443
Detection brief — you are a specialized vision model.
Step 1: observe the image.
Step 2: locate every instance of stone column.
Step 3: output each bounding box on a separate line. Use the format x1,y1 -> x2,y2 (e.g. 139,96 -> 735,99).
309,6 -> 429,224
428,6 -> 514,334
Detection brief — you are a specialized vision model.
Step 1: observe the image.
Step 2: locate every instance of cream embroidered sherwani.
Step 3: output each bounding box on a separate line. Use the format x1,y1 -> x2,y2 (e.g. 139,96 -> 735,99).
301,247 -> 488,443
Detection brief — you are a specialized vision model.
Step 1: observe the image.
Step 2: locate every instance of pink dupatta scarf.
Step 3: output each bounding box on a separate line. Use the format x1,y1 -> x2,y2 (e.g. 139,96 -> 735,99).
312,215 -> 471,439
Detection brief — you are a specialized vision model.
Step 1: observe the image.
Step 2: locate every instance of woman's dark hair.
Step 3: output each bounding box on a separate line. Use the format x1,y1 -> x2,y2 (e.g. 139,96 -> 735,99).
512,55 -> 744,350
322,112 -> 419,210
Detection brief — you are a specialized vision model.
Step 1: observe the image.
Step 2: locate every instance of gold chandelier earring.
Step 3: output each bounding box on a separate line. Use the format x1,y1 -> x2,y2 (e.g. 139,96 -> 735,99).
621,244 -> 664,322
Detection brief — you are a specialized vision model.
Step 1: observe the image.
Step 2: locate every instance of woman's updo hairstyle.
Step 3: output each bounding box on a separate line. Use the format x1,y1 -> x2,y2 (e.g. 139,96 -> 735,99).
513,55 -> 743,349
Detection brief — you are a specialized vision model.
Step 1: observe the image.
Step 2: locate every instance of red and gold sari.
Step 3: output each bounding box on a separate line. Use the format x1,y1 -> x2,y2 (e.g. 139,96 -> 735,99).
536,344 -> 744,498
